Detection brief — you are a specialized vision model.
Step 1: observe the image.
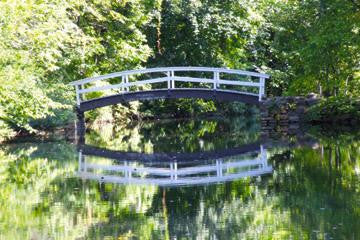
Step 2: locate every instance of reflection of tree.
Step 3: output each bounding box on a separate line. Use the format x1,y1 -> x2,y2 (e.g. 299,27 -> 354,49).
269,137 -> 360,239
0,142 -> 163,239
1,130 -> 360,239
0,142 -> 79,239
135,136 -> 360,239
146,178 -> 256,238
86,117 -> 260,153
79,183 -> 160,239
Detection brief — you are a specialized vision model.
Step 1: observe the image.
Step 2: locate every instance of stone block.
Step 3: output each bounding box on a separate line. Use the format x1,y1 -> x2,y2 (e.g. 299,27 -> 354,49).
306,99 -> 320,106
289,116 -> 299,122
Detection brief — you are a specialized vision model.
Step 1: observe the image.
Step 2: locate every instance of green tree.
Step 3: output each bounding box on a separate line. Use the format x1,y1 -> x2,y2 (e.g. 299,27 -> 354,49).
0,0 -> 90,135
0,0 -> 153,140
270,0 -> 360,96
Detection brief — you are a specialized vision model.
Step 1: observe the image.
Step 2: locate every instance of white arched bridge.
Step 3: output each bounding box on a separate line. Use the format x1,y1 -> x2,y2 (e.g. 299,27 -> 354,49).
77,143 -> 271,187
70,67 -> 269,112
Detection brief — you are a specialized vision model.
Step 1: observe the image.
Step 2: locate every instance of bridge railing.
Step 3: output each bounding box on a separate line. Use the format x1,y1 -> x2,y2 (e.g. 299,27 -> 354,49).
69,67 -> 270,106
77,145 -> 271,186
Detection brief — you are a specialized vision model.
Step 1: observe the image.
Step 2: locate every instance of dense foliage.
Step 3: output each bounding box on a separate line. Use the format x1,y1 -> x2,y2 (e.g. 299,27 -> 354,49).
305,96 -> 360,123
0,0 -> 359,140
1,120 -> 360,239
271,0 -> 360,96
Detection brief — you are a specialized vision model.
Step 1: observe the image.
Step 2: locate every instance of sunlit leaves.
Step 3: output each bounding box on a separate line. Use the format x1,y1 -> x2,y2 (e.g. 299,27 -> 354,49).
270,0 -> 360,96
0,0 -> 153,138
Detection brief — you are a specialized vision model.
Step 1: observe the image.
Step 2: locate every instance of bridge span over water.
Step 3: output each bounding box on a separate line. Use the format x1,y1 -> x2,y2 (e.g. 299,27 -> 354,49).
70,67 -> 269,113
77,142 -> 271,187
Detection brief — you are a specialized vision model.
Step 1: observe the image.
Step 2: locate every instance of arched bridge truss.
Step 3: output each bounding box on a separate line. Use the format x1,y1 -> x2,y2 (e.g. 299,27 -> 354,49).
70,67 -> 269,112
77,144 -> 271,187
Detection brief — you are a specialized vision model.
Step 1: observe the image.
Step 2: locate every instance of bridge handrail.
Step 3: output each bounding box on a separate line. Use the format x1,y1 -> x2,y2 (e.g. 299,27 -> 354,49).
77,77 -> 263,94
78,167 -> 273,186
69,66 -> 269,86
70,66 -> 270,105
82,158 -> 265,176
77,145 -> 271,186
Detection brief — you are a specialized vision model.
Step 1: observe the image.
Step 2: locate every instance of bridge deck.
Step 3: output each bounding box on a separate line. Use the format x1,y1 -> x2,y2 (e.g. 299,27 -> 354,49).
78,141 -> 262,162
79,88 -> 260,112
70,67 -> 269,112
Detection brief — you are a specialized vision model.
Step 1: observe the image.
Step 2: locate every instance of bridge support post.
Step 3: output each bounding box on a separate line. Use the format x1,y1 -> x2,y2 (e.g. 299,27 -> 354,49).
259,77 -> 265,101
76,107 -> 85,144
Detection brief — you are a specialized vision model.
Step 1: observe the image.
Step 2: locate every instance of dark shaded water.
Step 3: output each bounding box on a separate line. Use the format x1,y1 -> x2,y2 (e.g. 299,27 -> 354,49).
0,117 -> 360,239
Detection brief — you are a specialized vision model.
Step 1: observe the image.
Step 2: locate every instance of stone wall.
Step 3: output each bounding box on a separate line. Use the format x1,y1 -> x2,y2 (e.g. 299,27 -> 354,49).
260,94 -> 319,136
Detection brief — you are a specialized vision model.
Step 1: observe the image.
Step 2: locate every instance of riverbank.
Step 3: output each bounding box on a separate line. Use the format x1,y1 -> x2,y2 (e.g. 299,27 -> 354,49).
304,96 -> 360,124
0,101 -> 259,143
260,95 -> 360,135
2,96 -> 359,143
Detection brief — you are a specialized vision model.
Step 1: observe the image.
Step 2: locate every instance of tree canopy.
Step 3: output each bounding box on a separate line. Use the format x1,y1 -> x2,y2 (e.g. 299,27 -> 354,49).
0,0 -> 359,140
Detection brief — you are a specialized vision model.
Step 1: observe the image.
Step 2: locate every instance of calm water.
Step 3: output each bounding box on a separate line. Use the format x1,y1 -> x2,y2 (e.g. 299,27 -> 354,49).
0,117 -> 360,239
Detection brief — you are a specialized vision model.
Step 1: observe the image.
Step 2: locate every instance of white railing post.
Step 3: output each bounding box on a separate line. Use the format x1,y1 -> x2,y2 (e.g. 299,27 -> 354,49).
78,150 -> 83,172
260,145 -> 267,167
128,164 -> 133,179
75,85 -> 81,106
121,76 -> 125,92
80,84 -> 86,101
125,75 -> 129,92
167,71 -> 171,89
83,155 -> 87,173
124,161 -> 128,178
174,162 -> 178,180
259,77 -> 265,101
219,160 -> 223,177
171,70 -> 175,89
170,162 -> 174,180
213,71 -> 218,89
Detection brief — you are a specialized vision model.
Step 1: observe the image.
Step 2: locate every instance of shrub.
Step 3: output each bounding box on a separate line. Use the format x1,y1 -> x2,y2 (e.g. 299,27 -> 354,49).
305,96 -> 360,123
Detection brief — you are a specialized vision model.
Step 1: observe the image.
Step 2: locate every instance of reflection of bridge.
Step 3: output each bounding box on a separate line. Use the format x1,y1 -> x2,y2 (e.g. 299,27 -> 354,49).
78,141 -> 263,162
70,67 -> 269,112
77,144 -> 272,187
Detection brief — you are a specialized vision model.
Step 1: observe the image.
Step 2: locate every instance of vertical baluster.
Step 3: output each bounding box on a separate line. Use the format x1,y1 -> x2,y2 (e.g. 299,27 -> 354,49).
167,71 -> 171,89
129,164 -> 132,179
259,77 -> 265,101
81,84 -> 86,101
259,78 -> 262,101
171,70 -> 175,89
125,75 -> 129,92
75,85 -> 81,106
83,155 -> 87,173
124,161 -> 128,178
213,71 -> 217,89
78,150 -> 83,172
170,162 -> 174,180
219,160 -> 223,177
174,162 -> 178,180
260,145 -> 267,168
121,75 -> 125,92
213,71 -> 219,89
216,160 -> 220,177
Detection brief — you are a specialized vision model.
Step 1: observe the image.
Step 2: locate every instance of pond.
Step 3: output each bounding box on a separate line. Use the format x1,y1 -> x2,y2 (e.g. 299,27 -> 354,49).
0,117 -> 360,239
